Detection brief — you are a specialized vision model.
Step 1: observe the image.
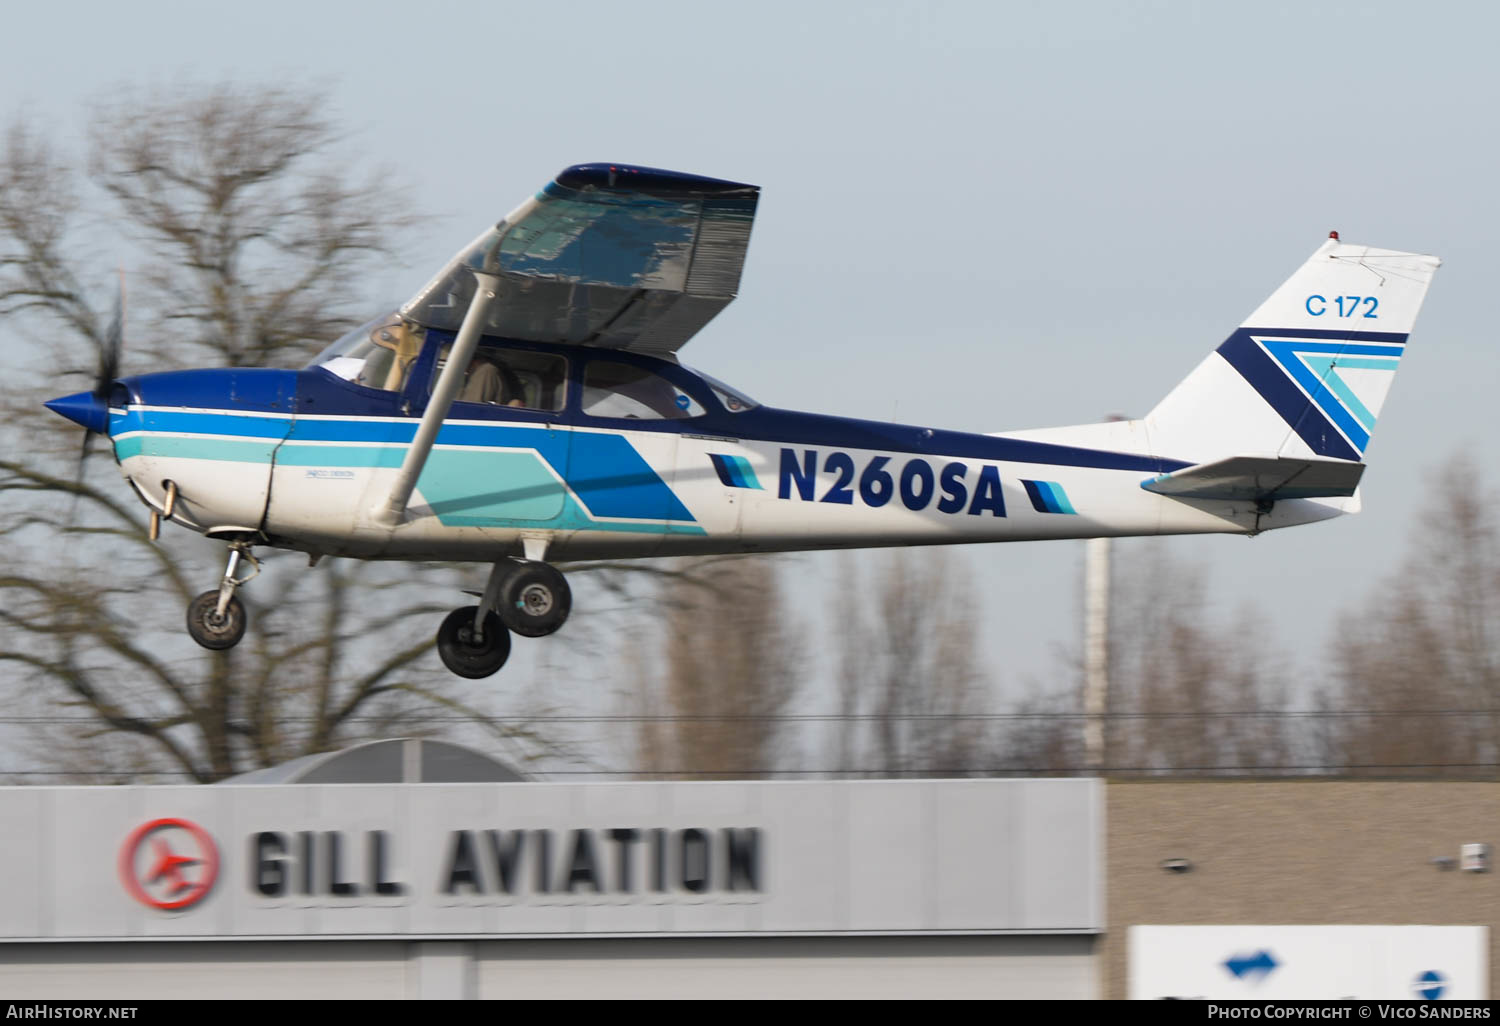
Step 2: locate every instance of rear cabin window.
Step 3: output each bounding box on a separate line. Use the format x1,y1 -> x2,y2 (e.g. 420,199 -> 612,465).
582,362 -> 704,420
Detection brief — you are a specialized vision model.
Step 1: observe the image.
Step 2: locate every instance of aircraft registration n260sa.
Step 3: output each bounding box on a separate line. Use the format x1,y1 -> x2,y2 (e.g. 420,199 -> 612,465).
43,163 -> 1442,678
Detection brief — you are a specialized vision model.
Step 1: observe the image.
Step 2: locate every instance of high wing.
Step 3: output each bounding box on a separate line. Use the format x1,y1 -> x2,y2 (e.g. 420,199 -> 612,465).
400,163 -> 760,356
374,163 -> 758,527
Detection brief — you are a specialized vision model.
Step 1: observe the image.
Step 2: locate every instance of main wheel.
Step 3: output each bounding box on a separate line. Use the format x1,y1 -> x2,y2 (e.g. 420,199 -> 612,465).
498,563 -> 571,638
186,591 -> 247,650
437,606 -> 511,679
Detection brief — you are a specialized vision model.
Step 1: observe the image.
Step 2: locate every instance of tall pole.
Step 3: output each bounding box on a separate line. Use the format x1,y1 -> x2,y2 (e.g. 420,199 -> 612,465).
1084,536 -> 1110,772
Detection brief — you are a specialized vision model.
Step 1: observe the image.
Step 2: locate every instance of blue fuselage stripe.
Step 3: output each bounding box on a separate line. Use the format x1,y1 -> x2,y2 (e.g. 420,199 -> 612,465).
731,411 -> 1186,473
1021,479 -> 1076,515
1022,480 -> 1047,512
1042,481 -> 1076,514
113,402 -> 1187,481
116,363 -> 1194,476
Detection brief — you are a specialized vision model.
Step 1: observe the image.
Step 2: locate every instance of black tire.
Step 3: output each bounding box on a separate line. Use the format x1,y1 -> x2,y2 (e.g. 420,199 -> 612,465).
186,591 -> 247,650
436,606 -> 511,679
497,563 -> 571,638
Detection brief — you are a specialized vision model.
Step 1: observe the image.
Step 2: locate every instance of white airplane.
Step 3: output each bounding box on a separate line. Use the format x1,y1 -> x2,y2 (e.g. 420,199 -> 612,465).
43,164 -> 1441,678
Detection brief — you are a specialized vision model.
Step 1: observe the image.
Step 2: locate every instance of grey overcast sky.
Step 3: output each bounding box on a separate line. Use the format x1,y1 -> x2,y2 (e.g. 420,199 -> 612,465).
5,1 -> 1497,716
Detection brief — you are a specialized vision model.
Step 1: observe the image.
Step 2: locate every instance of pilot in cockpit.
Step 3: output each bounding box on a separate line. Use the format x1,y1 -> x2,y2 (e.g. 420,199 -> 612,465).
461,354 -> 527,407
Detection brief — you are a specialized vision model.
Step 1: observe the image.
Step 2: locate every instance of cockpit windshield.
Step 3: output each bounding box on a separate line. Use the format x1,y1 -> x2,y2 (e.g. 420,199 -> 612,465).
307,311 -> 426,392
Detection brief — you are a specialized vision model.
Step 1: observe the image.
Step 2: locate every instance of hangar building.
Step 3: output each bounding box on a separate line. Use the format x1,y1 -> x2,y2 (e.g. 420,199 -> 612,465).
8,742 -> 1494,1000
0,742 -> 1101,1000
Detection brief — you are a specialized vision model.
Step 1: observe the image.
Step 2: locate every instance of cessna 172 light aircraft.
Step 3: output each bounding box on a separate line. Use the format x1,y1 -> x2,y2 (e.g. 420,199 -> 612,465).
44,164 -> 1441,678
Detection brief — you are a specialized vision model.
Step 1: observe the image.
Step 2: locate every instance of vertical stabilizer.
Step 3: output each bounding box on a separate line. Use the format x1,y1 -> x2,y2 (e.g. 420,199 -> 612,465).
1145,237 -> 1440,465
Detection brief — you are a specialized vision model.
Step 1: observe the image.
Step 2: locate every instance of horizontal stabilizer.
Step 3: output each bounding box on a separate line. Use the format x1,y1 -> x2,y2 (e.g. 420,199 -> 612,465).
1141,455 -> 1365,502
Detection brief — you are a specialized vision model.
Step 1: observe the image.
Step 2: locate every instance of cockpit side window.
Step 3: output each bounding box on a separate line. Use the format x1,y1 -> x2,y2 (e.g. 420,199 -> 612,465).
708,382 -> 757,413
582,361 -> 705,420
308,312 -> 425,392
690,368 -> 760,413
437,344 -> 568,412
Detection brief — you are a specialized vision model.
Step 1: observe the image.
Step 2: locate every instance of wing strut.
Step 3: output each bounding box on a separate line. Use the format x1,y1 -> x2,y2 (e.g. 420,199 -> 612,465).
372,268 -> 501,527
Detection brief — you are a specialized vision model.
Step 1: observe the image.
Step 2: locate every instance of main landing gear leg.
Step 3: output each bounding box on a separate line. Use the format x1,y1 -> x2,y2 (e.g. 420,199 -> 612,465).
436,559 -> 513,680
435,548 -> 573,679
186,542 -> 258,650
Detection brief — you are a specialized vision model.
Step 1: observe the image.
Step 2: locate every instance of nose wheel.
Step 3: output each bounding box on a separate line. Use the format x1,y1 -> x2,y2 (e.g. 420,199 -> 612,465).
186,542 -> 258,650
187,591 -> 246,650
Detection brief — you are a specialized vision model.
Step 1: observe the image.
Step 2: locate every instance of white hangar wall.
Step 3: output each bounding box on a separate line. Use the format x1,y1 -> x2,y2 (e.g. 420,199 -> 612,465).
0,936 -> 1096,1000
0,778 -> 1101,999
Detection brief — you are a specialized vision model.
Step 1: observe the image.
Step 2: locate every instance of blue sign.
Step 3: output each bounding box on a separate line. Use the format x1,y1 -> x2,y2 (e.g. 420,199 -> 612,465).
1223,950 -> 1279,982
1414,970 -> 1447,1001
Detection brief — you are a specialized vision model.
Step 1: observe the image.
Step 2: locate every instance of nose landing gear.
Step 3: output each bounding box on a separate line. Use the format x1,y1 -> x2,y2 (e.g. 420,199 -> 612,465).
186,542 -> 258,650
435,558 -> 571,678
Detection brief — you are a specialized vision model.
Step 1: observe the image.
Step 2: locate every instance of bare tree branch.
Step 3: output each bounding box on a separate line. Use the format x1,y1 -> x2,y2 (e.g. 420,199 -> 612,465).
627,555 -> 804,780
0,83 -> 533,782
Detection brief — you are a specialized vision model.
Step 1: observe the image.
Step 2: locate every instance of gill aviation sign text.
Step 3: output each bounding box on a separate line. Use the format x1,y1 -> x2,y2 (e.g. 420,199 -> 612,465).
252,827 -> 763,901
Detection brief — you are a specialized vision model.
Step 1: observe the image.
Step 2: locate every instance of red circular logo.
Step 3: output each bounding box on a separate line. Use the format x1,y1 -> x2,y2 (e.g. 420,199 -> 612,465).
119,817 -> 219,911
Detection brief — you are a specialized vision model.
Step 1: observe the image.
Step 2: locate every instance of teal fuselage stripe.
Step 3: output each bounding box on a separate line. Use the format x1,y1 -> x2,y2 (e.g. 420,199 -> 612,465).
727,454 -> 763,489
115,436 -> 279,463
112,412 -> 707,535
1042,481 -> 1077,515
109,407 -> 698,524
277,445 -> 405,469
